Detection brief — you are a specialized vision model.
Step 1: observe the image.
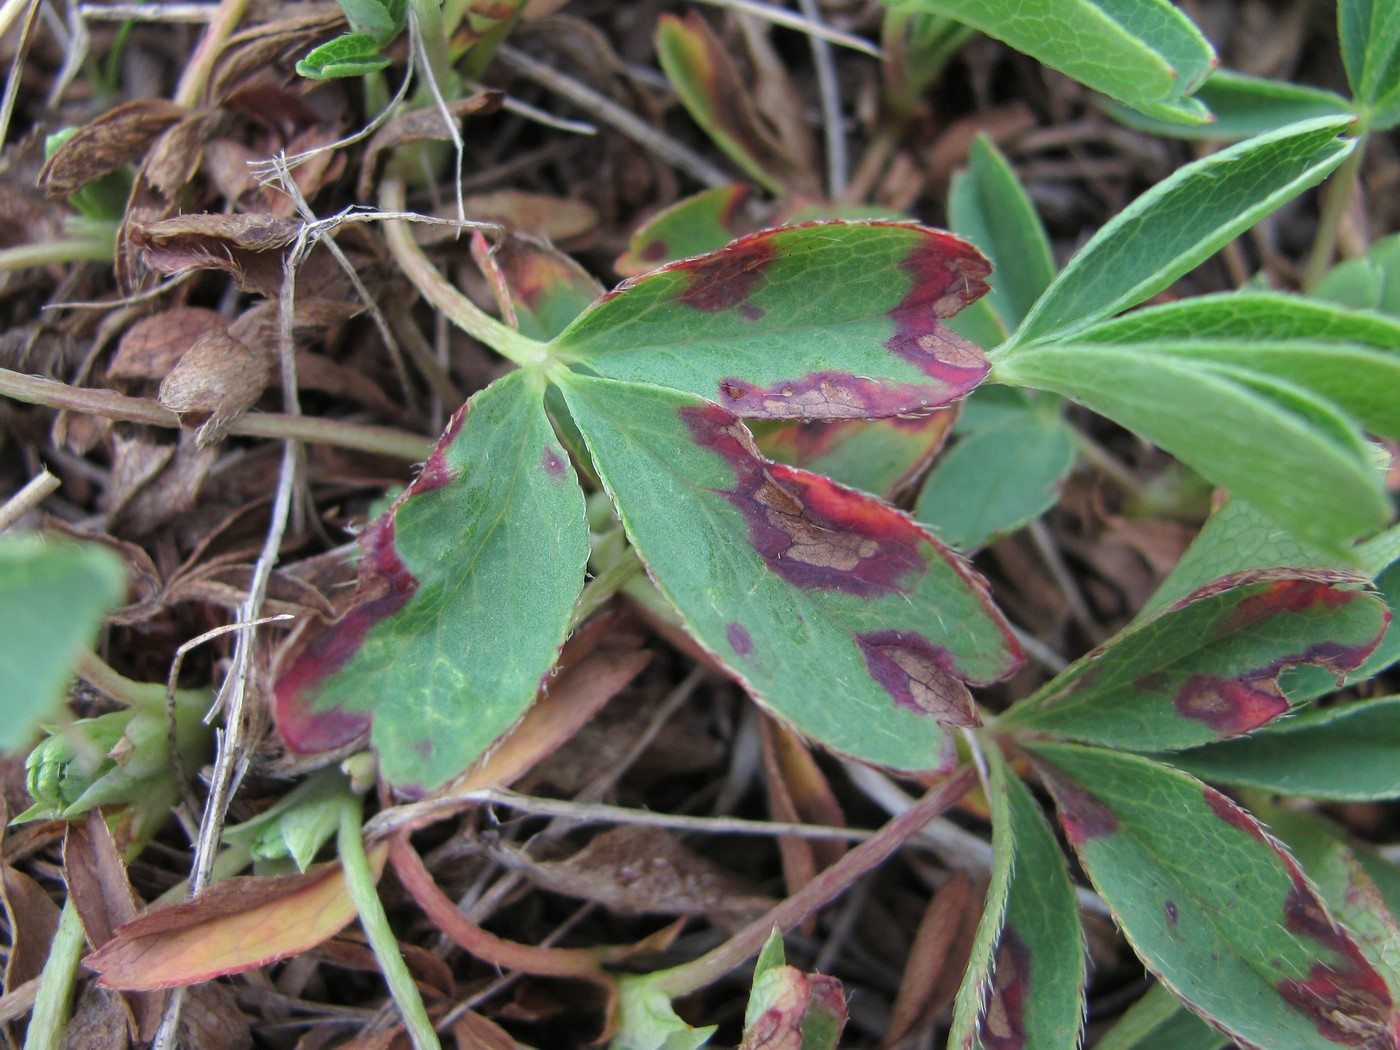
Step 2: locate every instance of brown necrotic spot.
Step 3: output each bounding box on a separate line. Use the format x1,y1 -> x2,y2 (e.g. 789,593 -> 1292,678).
673,232 -> 778,312
1175,673 -> 1290,737
883,235 -> 992,396
715,371 -> 942,420
1202,786 -> 1267,842
680,403 -> 929,598
856,631 -> 978,724
1044,774 -> 1119,847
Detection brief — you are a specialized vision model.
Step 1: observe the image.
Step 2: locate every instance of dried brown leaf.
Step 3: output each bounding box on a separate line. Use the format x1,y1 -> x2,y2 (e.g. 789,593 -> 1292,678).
883,873 -> 976,1047
39,99 -> 184,198
357,92 -> 502,199
500,825 -> 775,918
452,1012 -> 516,1050
2,866 -> 61,991
108,308 -> 230,382
130,213 -> 301,295
142,112 -> 222,201
461,190 -> 599,243
158,329 -> 275,444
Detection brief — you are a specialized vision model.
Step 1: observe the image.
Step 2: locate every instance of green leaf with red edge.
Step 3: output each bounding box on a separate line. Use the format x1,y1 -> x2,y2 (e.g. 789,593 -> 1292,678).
272,370 -> 589,792
551,222 -> 992,422
615,184 -> 758,277
556,373 -> 1021,772
1266,808 -> 1400,1009
948,749 -> 1083,1050
759,409 -> 957,500
1002,570 -> 1389,751
1028,743 -> 1398,1050
656,14 -> 818,197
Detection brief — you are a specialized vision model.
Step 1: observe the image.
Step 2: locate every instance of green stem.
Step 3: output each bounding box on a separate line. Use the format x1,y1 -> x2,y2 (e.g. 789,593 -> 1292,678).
0,367 -> 433,461
408,0 -> 452,91
379,178 -> 550,368
1302,137 -> 1367,291
648,767 -> 976,999
72,649 -> 168,712
24,899 -> 84,1050
0,236 -> 115,271
338,798 -> 442,1050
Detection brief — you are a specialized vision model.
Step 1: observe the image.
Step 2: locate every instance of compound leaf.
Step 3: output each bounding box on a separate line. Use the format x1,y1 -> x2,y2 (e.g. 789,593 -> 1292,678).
1030,744 -> 1398,1050
558,373 -> 1021,773
273,370 -> 590,793
551,222 -> 993,422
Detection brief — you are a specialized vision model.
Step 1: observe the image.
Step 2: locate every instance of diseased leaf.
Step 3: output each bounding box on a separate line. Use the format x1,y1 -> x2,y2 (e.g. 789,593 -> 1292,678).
948,134 -> 1055,330
273,370 -> 590,791
484,233 -> 604,342
616,184 -> 757,277
759,410 -> 957,499
1266,809 -> 1400,1012
1105,69 -> 1353,140
86,844 -> 388,990
948,750 -> 1084,1050
0,537 -> 126,751
558,374 -> 1021,773
1003,570 -> 1388,751
915,411 -> 1075,551
1030,743 -> 1398,1050
1167,695 -> 1400,801
553,222 -> 992,421
656,13 -> 818,196
740,929 -> 847,1050
883,0 -> 1213,121
1004,118 -> 1356,349
992,343 -> 1390,546
1144,499 -> 1359,618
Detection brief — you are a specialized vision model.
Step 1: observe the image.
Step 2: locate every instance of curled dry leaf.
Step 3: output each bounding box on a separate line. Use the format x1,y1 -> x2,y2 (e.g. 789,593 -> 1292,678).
38,98 -> 185,198
158,330 -> 276,445
108,307 -> 230,382
357,91 -> 502,198
130,213 -> 302,294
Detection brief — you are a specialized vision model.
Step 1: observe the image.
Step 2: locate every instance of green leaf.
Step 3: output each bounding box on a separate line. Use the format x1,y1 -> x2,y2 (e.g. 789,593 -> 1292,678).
882,0 -> 1213,120
0,537 -> 126,752
1073,291 -> 1400,349
992,343 -> 1390,546
948,750 -> 1084,1050
273,371 -> 590,792
881,9 -> 975,115
613,975 -> 716,1050
557,374 -> 1021,773
1004,118 -> 1356,350
1092,982 -> 1230,1050
1104,69 -> 1354,140
1003,570 -> 1388,750
760,411 -> 956,499
948,135 -> 1056,330
1144,499 -> 1359,618
552,222 -> 993,421
295,33 -> 392,79
615,185 -> 756,277
1029,743 -> 1398,1050
1267,809 -> 1400,1009
1339,0 -> 1400,121
339,0 -> 406,40
1311,233 -> 1400,317
1085,339 -> 1400,439
1166,696 -> 1400,801
914,412 -> 1075,551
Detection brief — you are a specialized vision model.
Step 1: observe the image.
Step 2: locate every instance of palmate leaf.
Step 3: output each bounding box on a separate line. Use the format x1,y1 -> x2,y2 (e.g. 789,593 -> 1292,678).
273,370 -> 589,792
550,222 -> 993,422
1002,570 -> 1389,752
1029,743 -> 1398,1050
759,409 -> 957,500
947,750 -> 1083,1050
557,373 -> 1021,773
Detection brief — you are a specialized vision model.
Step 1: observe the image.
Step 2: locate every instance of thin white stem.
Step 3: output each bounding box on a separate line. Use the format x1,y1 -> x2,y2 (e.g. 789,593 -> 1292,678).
0,468 -> 60,532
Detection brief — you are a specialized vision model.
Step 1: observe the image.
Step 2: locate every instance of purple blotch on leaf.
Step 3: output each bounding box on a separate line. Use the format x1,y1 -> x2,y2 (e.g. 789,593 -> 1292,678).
1164,900 -> 1179,927
726,622 -> 754,657
1044,772 -> 1119,847
979,925 -> 1031,1050
1175,673 -> 1290,737
855,630 -> 978,725
541,446 -> 567,478
673,232 -> 777,312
